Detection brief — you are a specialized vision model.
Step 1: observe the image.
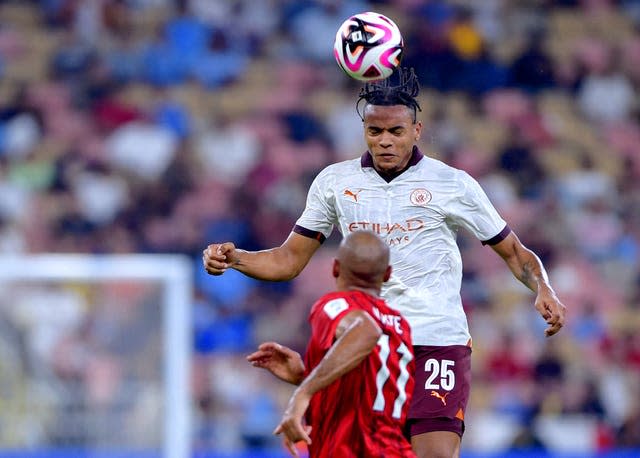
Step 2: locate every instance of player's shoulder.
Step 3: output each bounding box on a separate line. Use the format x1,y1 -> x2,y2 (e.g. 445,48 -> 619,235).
310,158 -> 364,193
318,157 -> 362,177
310,290 -> 374,320
371,297 -> 403,320
418,155 -> 470,180
310,291 -> 354,320
417,155 -> 479,194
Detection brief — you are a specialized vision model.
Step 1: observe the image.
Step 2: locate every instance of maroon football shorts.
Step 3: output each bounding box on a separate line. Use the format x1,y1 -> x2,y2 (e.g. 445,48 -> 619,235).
407,345 -> 472,438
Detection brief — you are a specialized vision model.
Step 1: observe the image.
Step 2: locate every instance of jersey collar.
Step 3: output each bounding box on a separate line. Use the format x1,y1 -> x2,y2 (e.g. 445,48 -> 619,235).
360,146 -> 424,181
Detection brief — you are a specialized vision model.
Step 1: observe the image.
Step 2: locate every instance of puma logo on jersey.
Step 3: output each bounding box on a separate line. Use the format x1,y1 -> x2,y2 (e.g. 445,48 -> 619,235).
430,390 -> 450,406
344,189 -> 363,202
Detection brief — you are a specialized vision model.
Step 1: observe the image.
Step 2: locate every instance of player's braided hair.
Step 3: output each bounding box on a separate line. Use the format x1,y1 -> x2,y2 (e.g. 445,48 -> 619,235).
356,67 -> 422,122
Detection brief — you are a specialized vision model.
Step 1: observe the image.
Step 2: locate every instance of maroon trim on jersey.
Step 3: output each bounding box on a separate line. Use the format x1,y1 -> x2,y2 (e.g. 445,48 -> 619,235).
293,224 -> 326,243
361,145 -> 424,169
481,224 -> 512,246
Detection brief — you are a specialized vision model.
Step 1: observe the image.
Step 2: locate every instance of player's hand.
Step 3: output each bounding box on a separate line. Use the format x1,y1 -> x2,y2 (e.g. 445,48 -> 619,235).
535,287 -> 566,337
277,424 -> 312,458
202,242 -> 238,276
247,342 -> 305,385
274,391 -> 312,457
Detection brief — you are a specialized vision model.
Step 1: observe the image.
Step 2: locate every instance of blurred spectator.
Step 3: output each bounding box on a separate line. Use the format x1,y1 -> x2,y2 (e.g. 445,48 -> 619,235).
483,332 -> 532,383
616,403 -> 640,447
509,31 -> 556,92
576,38 -> 636,123
285,0 -> 369,62
534,341 -> 564,387
448,6 -> 483,61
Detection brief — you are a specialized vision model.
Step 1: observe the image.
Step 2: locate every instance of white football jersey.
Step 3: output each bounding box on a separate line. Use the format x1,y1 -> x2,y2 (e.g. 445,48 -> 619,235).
295,149 -> 508,346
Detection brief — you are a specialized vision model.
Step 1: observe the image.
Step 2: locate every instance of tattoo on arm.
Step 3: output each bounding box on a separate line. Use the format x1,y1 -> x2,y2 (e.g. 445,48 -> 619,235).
517,251 -> 548,293
522,264 -> 535,291
492,233 -> 552,295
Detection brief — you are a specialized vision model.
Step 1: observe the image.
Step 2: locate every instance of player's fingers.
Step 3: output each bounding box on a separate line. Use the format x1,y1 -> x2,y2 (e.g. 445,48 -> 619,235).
203,258 -> 229,273
545,310 -> 558,324
534,301 -> 550,320
273,424 -> 283,435
203,255 -> 228,267
202,245 -> 226,263
276,345 -> 300,360
543,302 -> 562,335
258,342 -> 281,352
246,349 -> 271,361
299,427 -> 311,445
547,302 -> 566,326
202,248 -> 230,275
247,356 -> 267,366
279,420 -> 300,443
246,354 -> 265,364
283,420 -> 310,444
204,245 -> 225,261
217,242 -> 236,257
282,437 -> 299,457
203,264 -> 226,276
261,342 -> 296,360
545,320 -> 563,337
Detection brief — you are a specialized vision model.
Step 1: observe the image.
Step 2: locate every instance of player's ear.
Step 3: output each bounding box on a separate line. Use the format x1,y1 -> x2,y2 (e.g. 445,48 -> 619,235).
332,259 -> 340,278
383,265 -> 392,282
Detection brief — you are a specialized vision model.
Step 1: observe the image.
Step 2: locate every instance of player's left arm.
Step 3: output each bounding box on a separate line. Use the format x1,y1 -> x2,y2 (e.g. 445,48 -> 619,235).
490,231 -> 566,337
274,309 -> 382,448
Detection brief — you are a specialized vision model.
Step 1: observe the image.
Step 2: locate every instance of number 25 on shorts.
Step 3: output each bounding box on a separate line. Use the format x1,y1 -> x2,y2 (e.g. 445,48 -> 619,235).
424,358 -> 455,391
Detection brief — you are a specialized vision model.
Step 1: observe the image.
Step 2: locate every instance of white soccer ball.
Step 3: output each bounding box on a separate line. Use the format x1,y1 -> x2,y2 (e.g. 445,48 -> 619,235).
333,12 -> 404,82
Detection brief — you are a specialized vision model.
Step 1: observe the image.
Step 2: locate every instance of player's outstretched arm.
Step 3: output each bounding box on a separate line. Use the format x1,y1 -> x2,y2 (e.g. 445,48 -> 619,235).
203,232 -> 321,281
247,342 -> 305,385
490,231 -> 566,336
274,310 -> 382,449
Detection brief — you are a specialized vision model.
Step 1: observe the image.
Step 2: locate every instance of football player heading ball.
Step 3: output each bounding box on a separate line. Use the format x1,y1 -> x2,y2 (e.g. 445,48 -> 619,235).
205,14 -> 566,458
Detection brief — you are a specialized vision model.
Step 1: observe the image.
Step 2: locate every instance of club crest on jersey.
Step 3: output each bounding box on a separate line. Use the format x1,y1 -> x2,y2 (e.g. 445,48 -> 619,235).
410,188 -> 432,207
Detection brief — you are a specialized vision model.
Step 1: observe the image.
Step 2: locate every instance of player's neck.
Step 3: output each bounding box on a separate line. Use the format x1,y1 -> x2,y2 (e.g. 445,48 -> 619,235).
374,165 -> 409,183
342,285 -> 381,298
369,146 -> 423,183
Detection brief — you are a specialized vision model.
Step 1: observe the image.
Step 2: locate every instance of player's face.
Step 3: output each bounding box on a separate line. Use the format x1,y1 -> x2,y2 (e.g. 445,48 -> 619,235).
363,104 -> 422,174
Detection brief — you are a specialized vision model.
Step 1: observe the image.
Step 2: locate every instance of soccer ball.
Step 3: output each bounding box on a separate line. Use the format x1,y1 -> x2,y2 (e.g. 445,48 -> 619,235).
333,12 -> 404,82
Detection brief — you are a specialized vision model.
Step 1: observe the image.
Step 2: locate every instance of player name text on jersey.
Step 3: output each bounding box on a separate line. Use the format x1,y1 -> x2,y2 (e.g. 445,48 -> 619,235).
372,306 -> 403,334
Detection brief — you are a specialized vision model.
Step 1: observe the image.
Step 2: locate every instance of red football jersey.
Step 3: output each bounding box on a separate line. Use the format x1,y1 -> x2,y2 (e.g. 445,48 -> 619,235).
304,290 -> 416,458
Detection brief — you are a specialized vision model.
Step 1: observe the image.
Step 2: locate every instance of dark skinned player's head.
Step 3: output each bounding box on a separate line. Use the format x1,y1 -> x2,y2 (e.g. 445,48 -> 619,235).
356,68 -> 424,175
333,230 -> 391,292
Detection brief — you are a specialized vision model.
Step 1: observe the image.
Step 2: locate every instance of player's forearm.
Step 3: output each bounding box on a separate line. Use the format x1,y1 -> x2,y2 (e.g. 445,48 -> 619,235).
510,246 -> 553,294
231,232 -> 319,281
233,247 -> 303,281
493,233 -> 555,294
295,316 -> 381,397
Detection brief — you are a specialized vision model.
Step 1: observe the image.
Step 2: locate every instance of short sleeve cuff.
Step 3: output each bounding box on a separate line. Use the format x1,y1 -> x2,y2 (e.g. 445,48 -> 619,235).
293,224 -> 326,244
481,224 -> 511,246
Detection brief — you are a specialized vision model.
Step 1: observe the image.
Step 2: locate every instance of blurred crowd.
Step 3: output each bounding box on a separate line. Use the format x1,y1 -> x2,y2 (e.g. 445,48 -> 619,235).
0,0 -> 639,455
